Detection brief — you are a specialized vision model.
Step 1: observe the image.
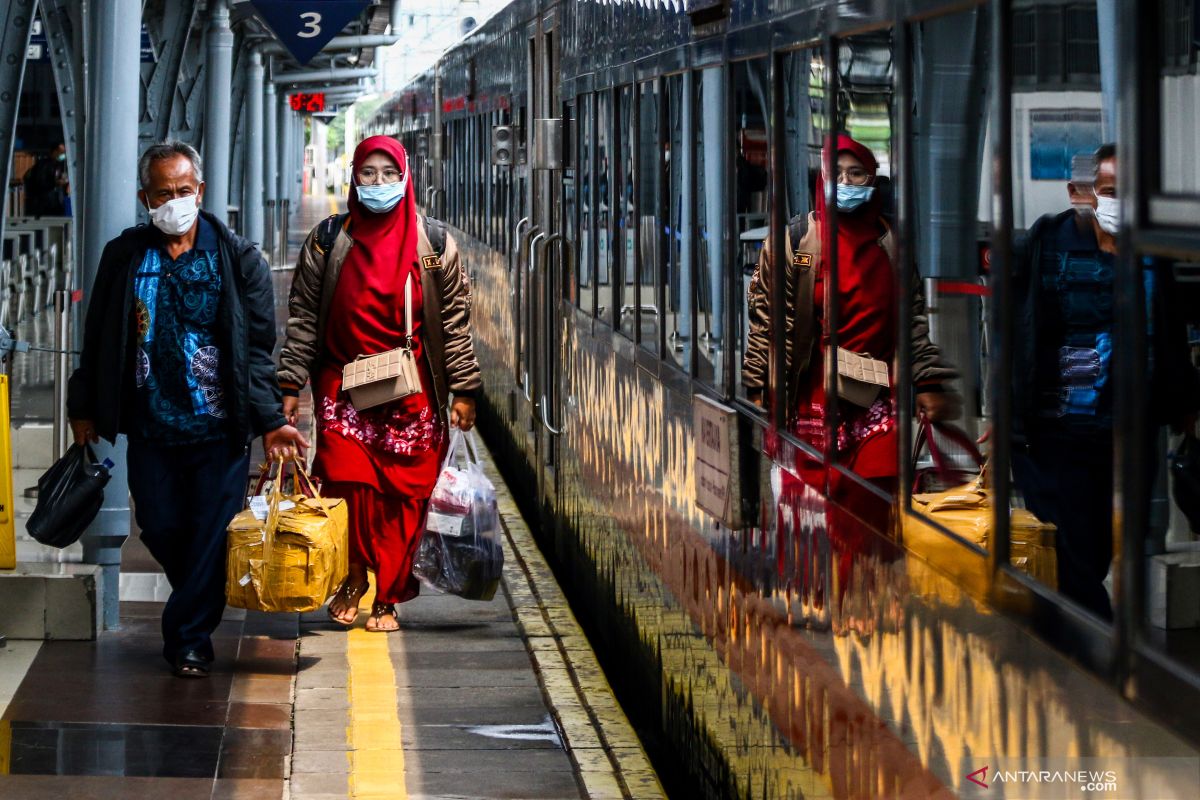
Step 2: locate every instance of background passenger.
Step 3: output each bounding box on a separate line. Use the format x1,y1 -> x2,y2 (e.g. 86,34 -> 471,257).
278,136 -> 481,633
1011,143 -> 1200,619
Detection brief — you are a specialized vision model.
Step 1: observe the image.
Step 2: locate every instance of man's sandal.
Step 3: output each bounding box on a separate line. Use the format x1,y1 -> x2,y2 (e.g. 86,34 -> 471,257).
327,578 -> 369,626
365,602 -> 399,633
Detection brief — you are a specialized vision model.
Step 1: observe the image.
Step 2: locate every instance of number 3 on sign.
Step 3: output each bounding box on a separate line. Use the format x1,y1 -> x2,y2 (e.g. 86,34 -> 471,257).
297,11 -> 322,38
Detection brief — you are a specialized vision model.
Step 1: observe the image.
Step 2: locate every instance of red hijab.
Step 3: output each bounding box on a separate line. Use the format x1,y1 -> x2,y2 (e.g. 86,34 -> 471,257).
326,136 -> 423,367
813,134 -> 895,361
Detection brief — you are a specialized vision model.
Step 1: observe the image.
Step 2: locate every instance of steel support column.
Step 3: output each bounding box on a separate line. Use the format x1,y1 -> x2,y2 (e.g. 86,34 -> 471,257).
203,0 -> 233,224
264,78 -> 278,260
40,0 -> 84,268
81,0 -> 142,631
0,0 -> 36,237
243,51 -> 264,245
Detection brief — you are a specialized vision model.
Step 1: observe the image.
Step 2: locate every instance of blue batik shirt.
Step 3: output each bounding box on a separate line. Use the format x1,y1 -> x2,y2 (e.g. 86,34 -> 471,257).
132,217 -> 227,443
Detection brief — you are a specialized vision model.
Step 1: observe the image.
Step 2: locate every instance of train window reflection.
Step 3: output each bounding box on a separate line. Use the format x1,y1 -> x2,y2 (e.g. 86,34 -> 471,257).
732,58 -> 769,405
1158,0 -> 1199,196
1006,1 -> 1117,618
905,9 -> 995,567
618,85 -> 637,339
1153,258 -> 1200,663
564,101 -> 578,307
579,94 -> 594,313
638,80 -> 662,356
743,49 -> 821,419
597,90 -> 614,326
665,74 -> 691,372
696,67 -> 727,387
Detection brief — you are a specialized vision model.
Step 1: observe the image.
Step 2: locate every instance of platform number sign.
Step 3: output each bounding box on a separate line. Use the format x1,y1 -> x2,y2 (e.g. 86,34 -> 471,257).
250,1 -> 371,66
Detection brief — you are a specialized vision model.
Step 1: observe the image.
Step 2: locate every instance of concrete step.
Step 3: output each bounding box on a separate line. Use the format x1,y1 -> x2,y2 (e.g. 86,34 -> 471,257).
0,561 -> 102,640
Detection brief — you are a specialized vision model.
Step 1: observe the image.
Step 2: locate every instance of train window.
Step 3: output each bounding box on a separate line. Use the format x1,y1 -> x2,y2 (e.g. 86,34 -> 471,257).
1144,1 -> 1200,667
618,84 -> 638,339
732,58 -> 769,405
905,8 -> 1003,574
564,100 -> 578,307
1159,0 -> 1200,196
1004,0 -> 1121,619
638,80 -> 662,357
665,73 -> 691,372
579,94 -> 594,314
695,67 -> 728,387
751,49 -> 821,428
597,90 -> 614,326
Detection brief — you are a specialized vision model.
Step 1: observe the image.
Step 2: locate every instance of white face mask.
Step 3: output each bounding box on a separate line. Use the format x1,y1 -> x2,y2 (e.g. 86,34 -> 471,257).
1094,195 -> 1121,235
148,195 -> 200,236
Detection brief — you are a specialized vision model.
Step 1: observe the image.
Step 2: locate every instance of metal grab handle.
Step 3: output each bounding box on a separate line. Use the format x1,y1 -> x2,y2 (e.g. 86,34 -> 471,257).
524,231 -> 548,408
536,233 -> 565,436
513,216 -> 531,254
528,231 -> 546,275
540,395 -> 562,436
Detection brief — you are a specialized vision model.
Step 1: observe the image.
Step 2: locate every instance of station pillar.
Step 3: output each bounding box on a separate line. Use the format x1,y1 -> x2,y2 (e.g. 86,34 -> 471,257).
80,0 -> 141,630
203,0 -> 234,226
264,80 -> 278,258
243,51 -> 265,246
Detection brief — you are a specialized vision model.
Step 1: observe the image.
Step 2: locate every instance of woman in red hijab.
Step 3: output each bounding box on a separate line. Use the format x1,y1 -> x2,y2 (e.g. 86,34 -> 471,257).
744,135 -> 958,618
278,136 -> 481,631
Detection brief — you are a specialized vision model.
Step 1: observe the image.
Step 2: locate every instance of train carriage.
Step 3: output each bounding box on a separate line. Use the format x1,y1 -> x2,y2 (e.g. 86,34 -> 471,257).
367,1 -> 1200,797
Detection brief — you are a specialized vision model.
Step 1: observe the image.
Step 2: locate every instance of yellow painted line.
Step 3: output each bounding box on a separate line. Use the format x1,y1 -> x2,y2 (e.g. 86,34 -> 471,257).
329,195 -> 338,215
346,573 -> 407,799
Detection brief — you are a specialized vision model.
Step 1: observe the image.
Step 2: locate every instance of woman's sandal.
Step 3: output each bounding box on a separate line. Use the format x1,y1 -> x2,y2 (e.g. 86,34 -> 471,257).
365,602 -> 399,633
327,578 -> 369,626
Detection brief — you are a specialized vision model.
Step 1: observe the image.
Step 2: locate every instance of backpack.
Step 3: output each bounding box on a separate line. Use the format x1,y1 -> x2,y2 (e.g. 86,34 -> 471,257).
312,212 -> 448,263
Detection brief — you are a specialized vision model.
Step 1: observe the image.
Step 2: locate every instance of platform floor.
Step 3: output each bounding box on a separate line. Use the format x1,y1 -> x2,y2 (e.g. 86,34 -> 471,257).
0,435 -> 660,799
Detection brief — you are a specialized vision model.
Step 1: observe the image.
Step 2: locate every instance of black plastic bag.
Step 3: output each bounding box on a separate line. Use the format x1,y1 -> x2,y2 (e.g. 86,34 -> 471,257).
27,444 -> 112,548
1172,434 -> 1200,535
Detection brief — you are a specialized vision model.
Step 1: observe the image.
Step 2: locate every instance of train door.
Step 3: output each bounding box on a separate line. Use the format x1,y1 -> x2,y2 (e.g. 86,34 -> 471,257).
526,10 -> 564,506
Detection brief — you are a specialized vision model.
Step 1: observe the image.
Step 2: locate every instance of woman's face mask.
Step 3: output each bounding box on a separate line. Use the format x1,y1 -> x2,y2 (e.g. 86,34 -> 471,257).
356,174 -> 407,214
836,183 -> 875,212
148,195 -> 199,236
1094,194 -> 1121,235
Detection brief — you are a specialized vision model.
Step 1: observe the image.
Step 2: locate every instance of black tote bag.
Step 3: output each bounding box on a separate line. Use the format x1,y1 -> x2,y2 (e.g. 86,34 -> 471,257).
27,444 -> 112,548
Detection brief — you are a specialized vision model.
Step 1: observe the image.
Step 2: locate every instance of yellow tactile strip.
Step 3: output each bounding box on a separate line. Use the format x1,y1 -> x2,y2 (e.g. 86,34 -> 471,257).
346,573 -> 407,799
472,444 -> 666,800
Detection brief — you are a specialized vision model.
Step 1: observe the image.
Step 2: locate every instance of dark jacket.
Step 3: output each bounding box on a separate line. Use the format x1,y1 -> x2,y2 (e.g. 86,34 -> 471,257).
1012,209 -> 1200,436
67,210 -> 285,444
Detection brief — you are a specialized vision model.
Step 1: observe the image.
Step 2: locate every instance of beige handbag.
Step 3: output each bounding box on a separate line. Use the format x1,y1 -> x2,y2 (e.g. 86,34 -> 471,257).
341,274 -> 423,410
835,347 -> 889,407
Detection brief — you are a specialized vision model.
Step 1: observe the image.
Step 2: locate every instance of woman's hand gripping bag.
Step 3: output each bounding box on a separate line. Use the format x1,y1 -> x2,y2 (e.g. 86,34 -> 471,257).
412,430 -> 503,600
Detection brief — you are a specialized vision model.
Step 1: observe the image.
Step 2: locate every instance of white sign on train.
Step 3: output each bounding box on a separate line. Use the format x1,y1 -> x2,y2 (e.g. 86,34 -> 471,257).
693,393 -> 745,529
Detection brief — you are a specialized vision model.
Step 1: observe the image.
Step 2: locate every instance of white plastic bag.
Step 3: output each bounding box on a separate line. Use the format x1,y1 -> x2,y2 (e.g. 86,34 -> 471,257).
412,429 -> 503,600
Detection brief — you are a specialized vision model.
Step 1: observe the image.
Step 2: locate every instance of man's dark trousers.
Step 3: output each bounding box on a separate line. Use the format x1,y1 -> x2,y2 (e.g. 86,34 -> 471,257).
1013,432 -> 1114,620
128,437 -> 249,664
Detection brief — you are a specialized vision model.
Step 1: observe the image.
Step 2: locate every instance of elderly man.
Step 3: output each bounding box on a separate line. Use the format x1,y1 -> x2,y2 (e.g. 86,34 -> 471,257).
1012,143 -> 1200,619
67,140 -> 307,677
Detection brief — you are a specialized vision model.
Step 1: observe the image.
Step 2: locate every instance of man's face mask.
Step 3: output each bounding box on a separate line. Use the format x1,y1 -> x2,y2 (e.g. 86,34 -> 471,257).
1094,194 -> 1121,235
836,183 -> 874,212
148,194 -> 199,236
356,174 -> 407,213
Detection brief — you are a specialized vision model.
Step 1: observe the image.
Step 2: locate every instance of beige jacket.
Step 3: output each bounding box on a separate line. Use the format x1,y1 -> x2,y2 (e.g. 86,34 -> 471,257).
742,212 -> 956,401
277,215 -> 482,411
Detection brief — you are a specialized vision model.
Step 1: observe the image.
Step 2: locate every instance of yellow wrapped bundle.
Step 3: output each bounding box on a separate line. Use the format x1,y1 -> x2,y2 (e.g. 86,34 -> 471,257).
226,459 -> 349,613
904,478 -> 1058,603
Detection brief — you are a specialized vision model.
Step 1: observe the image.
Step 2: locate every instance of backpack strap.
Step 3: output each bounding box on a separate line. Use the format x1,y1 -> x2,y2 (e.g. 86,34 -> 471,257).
788,213 -> 820,383
314,212 -> 348,262
421,215 -> 448,259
